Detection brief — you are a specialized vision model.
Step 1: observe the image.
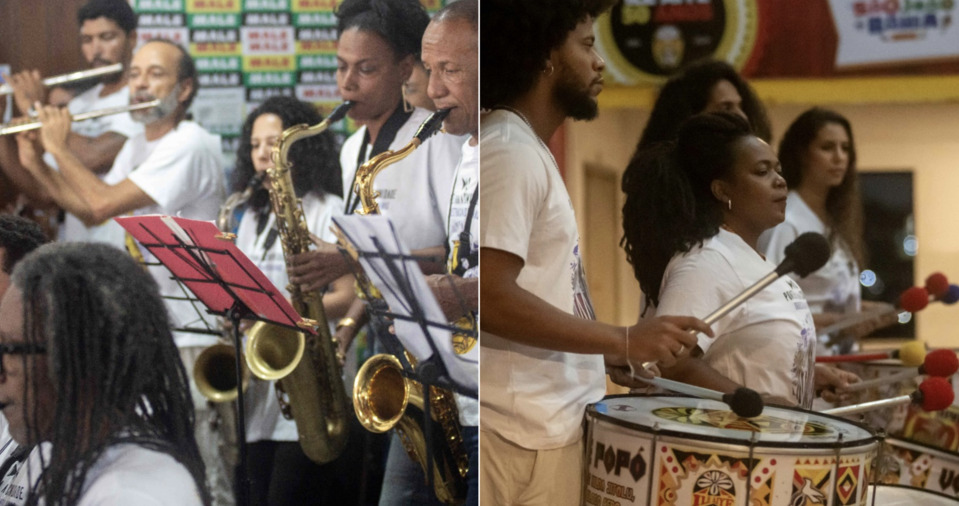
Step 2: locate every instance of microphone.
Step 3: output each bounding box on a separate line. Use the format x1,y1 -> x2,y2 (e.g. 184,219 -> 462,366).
823,377 -> 954,416
637,376 -> 764,417
841,348 -> 959,392
816,340 -> 926,365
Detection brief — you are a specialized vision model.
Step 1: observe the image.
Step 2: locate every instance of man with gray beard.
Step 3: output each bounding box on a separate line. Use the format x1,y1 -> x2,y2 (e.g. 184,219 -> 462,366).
16,38 -> 232,505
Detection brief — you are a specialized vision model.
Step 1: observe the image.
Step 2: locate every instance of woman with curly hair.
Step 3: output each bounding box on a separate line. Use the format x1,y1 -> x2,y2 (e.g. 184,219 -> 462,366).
635,59 -> 772,151
622,112 -> 855,408
230,96 -> 355,505
760,108 -> 895,347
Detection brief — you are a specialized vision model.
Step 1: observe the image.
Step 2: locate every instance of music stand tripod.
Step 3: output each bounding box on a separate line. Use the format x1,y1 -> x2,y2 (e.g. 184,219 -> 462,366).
117,215 -> 317,506
334,215 -> 478,497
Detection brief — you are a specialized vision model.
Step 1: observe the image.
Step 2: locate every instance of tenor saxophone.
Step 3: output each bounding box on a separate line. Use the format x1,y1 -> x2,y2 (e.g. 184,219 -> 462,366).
246,101 -> 354,464
348,108 -> 469,505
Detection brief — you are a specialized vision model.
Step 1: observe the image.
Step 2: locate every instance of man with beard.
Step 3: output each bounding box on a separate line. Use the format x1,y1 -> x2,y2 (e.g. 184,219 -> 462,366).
16,39 -> 232,506
0,0 -> 143,245
479,1 -> 709,504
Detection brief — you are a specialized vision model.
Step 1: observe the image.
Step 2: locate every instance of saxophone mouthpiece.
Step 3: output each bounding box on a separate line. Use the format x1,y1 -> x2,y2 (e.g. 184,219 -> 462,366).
326,101 -> 355,124
414,108 -> 451,143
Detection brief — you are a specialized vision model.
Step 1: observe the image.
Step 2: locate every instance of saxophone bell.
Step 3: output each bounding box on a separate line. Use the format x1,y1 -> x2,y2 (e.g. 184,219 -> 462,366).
193,341 -> 251,403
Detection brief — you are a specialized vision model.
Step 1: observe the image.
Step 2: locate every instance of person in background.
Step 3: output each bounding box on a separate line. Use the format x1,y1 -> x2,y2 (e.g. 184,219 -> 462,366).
760,108 -> 897,352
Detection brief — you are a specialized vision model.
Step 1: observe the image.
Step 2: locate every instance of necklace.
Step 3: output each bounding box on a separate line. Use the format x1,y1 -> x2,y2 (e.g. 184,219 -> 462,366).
495,106 -> 559,170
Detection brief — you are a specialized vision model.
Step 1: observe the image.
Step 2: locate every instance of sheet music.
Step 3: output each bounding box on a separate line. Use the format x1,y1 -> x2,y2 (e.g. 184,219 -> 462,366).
333,214 -> 478,393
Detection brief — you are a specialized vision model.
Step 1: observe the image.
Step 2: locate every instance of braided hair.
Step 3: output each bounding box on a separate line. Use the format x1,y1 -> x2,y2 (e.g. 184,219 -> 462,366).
0,215 -> 48,275
232,96 -> 343,214
10,242 -> 210,506
621,112 -> 755,308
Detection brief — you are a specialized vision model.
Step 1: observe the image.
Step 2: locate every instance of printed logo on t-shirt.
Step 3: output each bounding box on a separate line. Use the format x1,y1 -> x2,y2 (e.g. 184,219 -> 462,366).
0,461 -> 25,505
571,242 -> 596,320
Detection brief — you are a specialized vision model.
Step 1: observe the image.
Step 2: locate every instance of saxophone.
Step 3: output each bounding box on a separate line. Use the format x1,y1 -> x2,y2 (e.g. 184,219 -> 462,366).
191,173 -> 266,403
348,108 -> 469,505
244,101 -> 354,464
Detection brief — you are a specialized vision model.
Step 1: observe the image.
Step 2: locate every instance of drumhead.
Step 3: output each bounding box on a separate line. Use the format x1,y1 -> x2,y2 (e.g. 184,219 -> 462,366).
587,394 -> 876,449
867,484 -> 957,505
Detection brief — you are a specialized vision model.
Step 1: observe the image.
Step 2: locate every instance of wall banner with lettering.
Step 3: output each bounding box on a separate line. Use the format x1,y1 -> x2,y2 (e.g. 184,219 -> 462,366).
596,0 -> 959,85
133,0 -> 446,162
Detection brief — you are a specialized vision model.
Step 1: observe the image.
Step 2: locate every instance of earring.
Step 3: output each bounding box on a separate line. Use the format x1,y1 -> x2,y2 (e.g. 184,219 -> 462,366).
401,84 -> 413,113
728,199 -> 732,211
543,61 -> 555,76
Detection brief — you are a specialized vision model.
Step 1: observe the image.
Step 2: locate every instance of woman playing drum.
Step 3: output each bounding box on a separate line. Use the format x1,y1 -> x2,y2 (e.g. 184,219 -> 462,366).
621,112 -> 857,408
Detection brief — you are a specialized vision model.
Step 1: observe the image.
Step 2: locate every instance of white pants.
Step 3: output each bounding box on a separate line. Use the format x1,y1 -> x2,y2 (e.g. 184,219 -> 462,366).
480,430 -> 583,506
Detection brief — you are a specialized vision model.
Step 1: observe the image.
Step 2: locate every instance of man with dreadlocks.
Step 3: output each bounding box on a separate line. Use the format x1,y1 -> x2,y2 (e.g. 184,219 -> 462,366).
0,242 -> 210,505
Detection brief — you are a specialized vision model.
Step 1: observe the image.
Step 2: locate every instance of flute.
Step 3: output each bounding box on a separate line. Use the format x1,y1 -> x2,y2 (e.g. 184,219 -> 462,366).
0,99 -> 161,136
0,63 -> 124,96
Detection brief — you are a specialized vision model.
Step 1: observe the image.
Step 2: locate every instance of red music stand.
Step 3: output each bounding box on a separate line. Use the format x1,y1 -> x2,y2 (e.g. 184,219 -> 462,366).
116,214 -> 315,506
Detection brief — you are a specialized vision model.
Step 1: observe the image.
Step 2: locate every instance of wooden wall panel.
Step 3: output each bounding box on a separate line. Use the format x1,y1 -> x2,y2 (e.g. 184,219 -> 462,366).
0,0 -> 90,80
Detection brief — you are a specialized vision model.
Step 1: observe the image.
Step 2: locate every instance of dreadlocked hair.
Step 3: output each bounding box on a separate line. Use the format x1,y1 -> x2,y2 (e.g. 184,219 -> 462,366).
11,242 -> 210,506
232,96 -> 343,213
481,0 -> 616,109
622,112 -> 754,309
635,59 -> 771,151
778,107 -> 865,267
0,215 -> 49,274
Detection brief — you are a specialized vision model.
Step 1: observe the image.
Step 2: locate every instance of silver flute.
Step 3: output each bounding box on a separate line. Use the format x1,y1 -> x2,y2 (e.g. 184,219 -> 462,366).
0,63 -> 124,96
0,99 -> 161,136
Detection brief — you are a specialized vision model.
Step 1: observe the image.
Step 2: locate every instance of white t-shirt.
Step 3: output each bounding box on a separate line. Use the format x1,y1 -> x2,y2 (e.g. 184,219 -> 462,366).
447,140 -> 479,428
760,191 -> 861,316
479,109 -> 605,449
234,191 -> 343,442
339,107 -> 463,250
648,228 -> 817,408
120,121 -> 226,348
76,444 -> 203,506
0,442 -> 49,506
47,83 -> 144,247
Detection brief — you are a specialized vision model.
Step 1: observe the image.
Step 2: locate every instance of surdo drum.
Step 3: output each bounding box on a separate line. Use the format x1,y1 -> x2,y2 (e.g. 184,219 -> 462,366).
864,484 -> 956,505
874,436 -> 959,500
583,395 -> 878,506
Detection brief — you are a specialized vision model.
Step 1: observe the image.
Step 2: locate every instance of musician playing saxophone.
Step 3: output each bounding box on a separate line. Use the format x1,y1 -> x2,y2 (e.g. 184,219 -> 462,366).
0,0 -> 143,243
229,96 -> 357,505
15,39 -> 234,506
287,1 -> 467,503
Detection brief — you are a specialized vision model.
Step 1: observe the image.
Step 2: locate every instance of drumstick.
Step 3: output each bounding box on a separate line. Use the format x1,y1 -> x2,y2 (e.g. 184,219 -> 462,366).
841,348 -> 959,392
637,376 -> 764,418
815,340 -> 927,365
823,377 -> 954,416
642,232 -> 831,370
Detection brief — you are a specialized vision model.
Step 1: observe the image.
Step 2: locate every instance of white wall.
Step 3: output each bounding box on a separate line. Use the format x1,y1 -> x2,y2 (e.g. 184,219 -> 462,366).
565,102 -> 959,350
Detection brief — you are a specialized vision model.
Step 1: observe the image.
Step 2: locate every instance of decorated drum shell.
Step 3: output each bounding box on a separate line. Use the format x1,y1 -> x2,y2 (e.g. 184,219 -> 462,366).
584,395 -> 878,506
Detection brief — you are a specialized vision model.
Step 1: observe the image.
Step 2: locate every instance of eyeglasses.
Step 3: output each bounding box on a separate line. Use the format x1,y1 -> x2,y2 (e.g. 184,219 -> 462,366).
0,343 -> 47,375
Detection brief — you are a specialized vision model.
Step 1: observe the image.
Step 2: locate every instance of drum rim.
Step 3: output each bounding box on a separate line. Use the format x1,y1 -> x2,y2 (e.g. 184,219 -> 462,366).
588,393 -> 879,450
869,482 -> 959,500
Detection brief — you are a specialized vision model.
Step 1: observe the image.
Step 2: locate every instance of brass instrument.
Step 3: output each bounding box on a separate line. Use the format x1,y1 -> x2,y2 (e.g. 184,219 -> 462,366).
192,171 -> 267,402
244,101 -> 355,464
0,62 -> 124,96
0,99 -> 160,136
349,108 -> 469,505
353,108 -> 450,215
193,342 -> 251,402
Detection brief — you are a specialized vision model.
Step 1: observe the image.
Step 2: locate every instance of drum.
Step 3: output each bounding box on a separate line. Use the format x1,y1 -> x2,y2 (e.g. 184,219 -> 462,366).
583,395 -> 878,506
837,357 -> 959,447
874,437 -> 959,500
865,484 -> 956,505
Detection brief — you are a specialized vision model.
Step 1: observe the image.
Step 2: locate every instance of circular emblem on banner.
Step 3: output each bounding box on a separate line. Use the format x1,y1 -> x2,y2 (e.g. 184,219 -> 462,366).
596,0 -> 759,85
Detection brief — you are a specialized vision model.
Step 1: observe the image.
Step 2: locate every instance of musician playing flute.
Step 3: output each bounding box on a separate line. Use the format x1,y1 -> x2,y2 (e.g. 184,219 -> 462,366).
15,39 -> 234,506
479,1 -> 710,504
0,0 -> 143,245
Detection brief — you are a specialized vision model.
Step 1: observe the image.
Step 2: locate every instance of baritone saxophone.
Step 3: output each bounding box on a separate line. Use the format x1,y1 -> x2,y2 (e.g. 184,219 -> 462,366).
348,108 -> 469,505
245,101 -> 354,464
